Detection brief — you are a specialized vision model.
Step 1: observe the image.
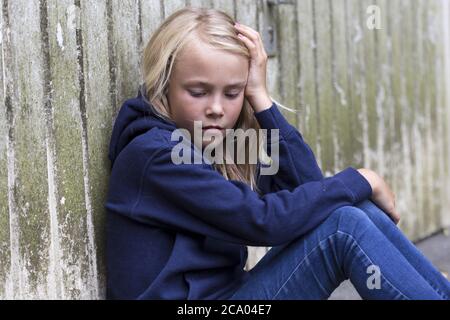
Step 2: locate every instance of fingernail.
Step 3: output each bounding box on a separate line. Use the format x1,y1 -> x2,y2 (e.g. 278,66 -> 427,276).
234,22 -> 240,27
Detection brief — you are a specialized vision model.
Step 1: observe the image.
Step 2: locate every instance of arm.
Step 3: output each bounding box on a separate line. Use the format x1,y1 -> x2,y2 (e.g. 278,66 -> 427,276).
125,146 -> 372,247
254,104 -> 401,224
232,23 -> 322,192
254,101 -> 324,194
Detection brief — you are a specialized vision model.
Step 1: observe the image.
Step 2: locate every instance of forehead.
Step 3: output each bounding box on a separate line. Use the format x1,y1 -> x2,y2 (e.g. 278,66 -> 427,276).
172,41 -> 249,85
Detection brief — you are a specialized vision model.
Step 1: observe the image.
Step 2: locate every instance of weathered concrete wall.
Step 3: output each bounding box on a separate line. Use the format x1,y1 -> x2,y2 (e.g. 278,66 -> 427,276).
0,0 -> 449,299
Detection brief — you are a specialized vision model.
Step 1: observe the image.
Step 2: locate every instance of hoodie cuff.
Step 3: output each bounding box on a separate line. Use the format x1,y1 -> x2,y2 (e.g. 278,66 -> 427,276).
334,167 -> 373,203
254,102 -> 296,138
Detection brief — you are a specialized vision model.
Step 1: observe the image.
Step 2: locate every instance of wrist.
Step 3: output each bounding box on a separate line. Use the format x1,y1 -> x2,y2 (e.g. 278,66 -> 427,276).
357,168 -> 379,195
247,92 -> 273,113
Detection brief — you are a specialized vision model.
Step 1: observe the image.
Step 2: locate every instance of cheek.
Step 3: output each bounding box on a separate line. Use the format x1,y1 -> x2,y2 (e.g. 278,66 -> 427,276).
170,92 -> 199,116
232,103 -> 243,118
174,105 -> 204,132
171,90 -> 192,107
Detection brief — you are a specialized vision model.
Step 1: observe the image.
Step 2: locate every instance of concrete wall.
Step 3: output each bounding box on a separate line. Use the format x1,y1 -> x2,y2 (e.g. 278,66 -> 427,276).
1,0 -> 449,299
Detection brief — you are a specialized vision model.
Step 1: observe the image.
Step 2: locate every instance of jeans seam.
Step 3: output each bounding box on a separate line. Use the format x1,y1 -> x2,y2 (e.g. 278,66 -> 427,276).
271,232 -> 338,299
337,230 -> 411,300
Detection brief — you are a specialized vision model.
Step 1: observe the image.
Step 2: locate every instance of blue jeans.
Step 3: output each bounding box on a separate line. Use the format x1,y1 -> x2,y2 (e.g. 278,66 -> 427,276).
229,200 -> 450,300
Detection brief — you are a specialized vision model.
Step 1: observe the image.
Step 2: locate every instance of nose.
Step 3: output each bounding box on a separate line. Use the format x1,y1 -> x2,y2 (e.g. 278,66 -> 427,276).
205,98 -> 225,118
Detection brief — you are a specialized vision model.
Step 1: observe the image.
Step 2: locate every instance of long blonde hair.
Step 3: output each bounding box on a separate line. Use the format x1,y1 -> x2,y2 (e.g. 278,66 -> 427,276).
141,7 -> 275,192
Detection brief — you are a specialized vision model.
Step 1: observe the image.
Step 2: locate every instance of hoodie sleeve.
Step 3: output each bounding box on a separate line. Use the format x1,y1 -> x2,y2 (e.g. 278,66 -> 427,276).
130,145 -> 372,247
254,102 -> 324,194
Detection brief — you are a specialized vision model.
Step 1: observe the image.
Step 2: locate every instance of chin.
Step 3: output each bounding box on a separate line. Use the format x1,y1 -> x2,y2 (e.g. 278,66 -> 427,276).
202,136 -> 225,148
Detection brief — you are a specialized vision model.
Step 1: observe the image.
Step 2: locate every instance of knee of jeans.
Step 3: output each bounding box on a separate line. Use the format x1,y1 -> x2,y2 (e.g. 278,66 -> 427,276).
356,200 -> 392,226
329,205 -> 373,236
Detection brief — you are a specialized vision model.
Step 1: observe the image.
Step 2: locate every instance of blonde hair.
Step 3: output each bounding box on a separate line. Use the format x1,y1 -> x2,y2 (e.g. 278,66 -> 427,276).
141,7 -> 288,193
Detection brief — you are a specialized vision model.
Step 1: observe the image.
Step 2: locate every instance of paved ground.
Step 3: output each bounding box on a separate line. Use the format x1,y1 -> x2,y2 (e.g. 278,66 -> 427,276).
329,228 -> 450,299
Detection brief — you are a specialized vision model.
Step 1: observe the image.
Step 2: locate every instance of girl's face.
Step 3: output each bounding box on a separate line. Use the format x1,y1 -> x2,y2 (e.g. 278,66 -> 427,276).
167,40 -> 249,148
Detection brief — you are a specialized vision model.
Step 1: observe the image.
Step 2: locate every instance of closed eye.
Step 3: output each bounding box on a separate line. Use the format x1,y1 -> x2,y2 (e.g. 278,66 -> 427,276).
225,93 -> 239,99
189,91 -> 240,99
189,91 -> 206,97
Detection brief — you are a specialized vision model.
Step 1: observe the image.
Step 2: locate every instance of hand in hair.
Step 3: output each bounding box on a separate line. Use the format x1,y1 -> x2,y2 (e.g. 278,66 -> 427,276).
234,23 -> 273,113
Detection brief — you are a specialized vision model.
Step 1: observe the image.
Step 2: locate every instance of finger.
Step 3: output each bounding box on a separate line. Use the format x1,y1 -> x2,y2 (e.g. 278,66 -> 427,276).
386,212 -> 397,224
394,214 -> 400,225
235,24 -> 266,56
391,210 -> 400,225
234,23 -> 259,41
238,24 -> 264,49
237,33 -> 267,62
237,33 -> 257,55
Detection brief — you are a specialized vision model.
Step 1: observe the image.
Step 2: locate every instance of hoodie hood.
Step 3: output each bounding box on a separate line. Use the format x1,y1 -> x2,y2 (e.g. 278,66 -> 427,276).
108,89 -> 177,167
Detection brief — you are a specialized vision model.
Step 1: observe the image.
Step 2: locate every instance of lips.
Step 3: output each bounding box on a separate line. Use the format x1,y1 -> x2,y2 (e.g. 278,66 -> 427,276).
202,125 -> 223,130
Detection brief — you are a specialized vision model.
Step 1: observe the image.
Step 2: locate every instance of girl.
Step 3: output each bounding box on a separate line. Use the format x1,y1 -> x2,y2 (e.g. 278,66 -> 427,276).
105,7 -> 450,300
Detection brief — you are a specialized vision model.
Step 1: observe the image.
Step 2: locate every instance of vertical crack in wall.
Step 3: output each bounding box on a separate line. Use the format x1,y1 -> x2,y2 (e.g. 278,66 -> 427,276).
294,0 -> 304,132
357,0 -> 369,169
3,0 -> 20,299
137,0 -> 143,82
275,4 -> 283,118
106,0 -> 117,123
39,0 -> 64,299
374,0 -> 385,178
161,0 -> 166,20
344,0 -> 355,157
442,0 -> 450,226
311,0 -> 322,169
137,1 -> 143,47
74,0 -> 99,299
386,1 -> 399,206
328,0 -> 340,173
398,0 -> 414,231
412,1 -> 424,233
435,0 -> 445,229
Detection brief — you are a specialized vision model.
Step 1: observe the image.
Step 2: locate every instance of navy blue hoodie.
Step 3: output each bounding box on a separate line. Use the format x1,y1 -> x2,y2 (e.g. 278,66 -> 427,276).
105,90 -> 372,299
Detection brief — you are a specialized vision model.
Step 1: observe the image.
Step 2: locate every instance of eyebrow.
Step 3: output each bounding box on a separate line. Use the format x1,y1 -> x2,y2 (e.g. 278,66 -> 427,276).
183,80 -> 246,88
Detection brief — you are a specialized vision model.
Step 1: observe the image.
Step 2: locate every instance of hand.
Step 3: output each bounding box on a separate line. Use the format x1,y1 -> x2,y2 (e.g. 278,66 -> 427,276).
357,168 -> 401,224
234,23 -> 272,113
